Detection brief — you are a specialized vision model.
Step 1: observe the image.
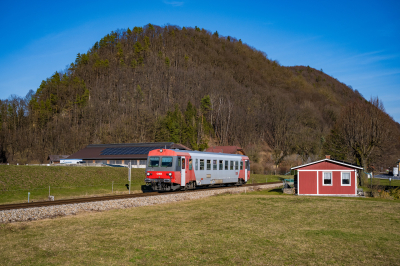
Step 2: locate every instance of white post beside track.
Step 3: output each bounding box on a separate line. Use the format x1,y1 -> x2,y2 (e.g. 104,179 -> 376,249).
128,162 -> 131,194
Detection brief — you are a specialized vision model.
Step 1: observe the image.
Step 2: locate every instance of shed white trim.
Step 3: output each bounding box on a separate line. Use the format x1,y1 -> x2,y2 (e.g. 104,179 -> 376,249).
291,159 -> 363,170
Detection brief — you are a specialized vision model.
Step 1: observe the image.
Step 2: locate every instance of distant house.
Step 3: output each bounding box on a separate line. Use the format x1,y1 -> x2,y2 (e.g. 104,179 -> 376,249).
48,155 -> 70,164
205,146 -> 245,155
64,142 -> 191,168
291,155 -> 363,197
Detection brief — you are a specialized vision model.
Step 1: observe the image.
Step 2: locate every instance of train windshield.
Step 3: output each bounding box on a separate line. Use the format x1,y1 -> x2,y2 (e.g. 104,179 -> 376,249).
148,157 -> 160,167
161,157 -> 173,167
147,156 -> 175,169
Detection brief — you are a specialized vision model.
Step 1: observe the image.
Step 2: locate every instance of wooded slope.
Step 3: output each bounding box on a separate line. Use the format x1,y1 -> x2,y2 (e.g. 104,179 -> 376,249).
1,24 -> 399,170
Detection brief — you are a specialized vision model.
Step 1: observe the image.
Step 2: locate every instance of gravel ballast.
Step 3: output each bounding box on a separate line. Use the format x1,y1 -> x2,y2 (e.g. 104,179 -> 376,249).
0,183 -> 282,223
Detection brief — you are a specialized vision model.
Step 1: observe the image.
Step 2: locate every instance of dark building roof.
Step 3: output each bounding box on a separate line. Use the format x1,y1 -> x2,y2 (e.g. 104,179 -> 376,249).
205,146 -> 245,155
48,155 -> 70,162
67,142 -> 191,160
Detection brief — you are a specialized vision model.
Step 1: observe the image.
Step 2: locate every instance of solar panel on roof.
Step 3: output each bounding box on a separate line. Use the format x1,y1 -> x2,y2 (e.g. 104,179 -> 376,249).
100,146 -> 164,155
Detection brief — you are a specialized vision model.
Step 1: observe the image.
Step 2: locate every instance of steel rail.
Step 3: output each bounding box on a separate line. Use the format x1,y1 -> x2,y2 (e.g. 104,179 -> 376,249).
0,182 -> 282,211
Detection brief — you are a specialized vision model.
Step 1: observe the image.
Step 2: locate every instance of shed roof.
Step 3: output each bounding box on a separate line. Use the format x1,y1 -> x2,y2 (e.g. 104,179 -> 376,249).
291,158 -> 363,170
67,142 -> 191,160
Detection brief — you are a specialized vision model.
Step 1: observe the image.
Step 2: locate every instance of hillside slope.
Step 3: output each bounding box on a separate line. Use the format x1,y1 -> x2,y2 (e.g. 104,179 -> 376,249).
0,24 -> 399,169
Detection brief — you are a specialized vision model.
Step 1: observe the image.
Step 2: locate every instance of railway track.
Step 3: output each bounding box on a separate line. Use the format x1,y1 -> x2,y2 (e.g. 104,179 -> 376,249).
0,182 -> 282,211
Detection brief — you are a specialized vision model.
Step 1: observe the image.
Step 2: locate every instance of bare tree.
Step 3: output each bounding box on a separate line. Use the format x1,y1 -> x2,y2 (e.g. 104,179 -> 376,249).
337,97 -> 393,185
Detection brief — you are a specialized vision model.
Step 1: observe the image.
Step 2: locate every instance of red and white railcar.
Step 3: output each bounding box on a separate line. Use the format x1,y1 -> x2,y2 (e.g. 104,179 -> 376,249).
145,149 -> 250,191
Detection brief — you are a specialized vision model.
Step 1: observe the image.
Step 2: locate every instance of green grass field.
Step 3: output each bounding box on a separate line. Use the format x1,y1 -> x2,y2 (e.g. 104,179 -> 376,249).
0,165 -> 146,204
0,165 -> 287,205
1,190 -> 399,265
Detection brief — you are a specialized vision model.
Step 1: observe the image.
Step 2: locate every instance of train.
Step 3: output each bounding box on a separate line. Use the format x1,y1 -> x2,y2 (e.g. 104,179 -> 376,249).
144,148 -> 250,191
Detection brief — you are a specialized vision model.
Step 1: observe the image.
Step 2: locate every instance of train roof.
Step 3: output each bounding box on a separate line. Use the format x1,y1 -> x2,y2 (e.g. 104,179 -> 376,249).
154,149 -> 248,158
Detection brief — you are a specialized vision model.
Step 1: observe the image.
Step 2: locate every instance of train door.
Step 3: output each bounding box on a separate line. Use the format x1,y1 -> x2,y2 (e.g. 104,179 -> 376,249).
181,157 -> 186,186
245,160 -> 249,182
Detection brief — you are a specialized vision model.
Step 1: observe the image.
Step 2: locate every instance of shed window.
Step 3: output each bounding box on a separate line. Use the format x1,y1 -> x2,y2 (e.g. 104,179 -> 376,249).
139,160 -> 147,165
323,172 -> 332,185
341,172 -> 351,186
116,160 -> 122,165
200,159 -> 204,170
213,160 -> 217,170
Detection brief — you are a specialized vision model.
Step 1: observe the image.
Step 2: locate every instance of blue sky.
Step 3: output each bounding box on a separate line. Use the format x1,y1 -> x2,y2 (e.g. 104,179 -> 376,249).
1,0 -> 399,122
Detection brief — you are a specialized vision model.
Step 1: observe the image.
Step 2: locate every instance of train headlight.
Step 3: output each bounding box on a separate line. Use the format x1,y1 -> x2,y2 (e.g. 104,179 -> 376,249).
147,172 -> 151,176
168,173 -> 172,177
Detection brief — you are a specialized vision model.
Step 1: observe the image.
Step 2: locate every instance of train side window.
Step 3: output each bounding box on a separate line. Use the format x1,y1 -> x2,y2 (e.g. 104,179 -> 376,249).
207,160 -> 211,170
240,161 -> 243,170
189,159 -> 192,170
230,161 -> 234,170
235,161 -> 239,170
200,159 -> 204,170
225,160 -> 228,170
213,160 -> 217,170
219,160 -> 223,170
195,159 -> 198,170
246,160 -> 250,170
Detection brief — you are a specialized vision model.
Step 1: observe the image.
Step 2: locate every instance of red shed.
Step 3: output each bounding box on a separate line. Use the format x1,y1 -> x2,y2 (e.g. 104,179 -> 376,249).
291,156 -> 363,196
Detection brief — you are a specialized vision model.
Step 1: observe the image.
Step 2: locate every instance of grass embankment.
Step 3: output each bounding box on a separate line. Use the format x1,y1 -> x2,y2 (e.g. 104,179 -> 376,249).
0,165 -> 146,204
1,191 -> 399,265
0,165 -> 286,204
251,173 -> 292,184
362,178 -> 400,189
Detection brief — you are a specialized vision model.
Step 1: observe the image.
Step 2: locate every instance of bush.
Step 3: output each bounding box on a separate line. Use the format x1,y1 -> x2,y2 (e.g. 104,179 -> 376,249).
379,191 -> 394,200
390,187 -> 400,199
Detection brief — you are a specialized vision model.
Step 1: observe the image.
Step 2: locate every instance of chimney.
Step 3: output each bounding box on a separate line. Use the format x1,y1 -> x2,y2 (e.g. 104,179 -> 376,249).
325,155 -> 331,159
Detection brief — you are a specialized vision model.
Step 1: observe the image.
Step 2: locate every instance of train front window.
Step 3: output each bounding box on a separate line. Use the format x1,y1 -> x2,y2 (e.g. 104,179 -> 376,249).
148,157 -> 160,167
161,157 -> 173,167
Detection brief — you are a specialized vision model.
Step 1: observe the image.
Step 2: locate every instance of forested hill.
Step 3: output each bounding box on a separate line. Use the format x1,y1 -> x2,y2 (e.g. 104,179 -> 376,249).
1,24 -> 399,171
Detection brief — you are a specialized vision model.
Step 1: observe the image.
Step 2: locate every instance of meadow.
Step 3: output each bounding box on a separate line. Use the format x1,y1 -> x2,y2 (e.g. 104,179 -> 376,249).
0,189 -> 399,265
0,165 -> 287,204
0,165 -> 144,204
